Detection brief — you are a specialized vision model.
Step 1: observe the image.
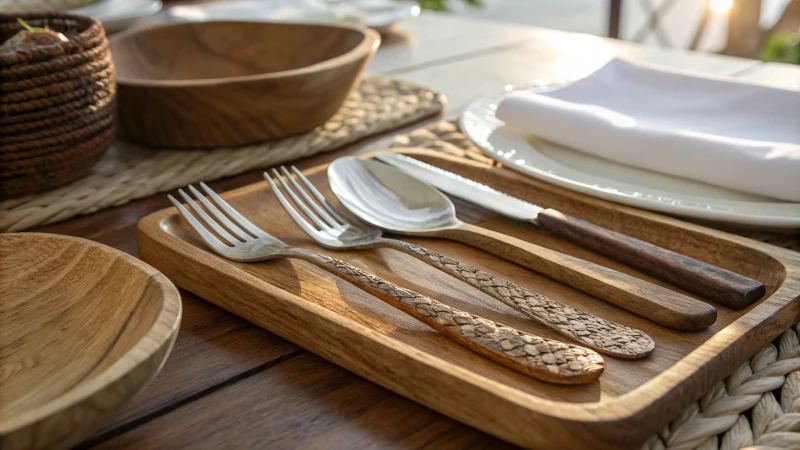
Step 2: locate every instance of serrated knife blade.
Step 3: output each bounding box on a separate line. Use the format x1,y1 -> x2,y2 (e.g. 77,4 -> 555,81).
375,153 -> 543,221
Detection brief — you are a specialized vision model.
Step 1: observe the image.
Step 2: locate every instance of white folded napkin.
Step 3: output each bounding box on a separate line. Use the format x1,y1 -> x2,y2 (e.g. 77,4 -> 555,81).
496,58 -> 800,202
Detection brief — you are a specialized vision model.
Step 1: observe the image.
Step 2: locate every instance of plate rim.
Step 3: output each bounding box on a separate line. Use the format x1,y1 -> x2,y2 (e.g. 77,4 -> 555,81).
164,0 -> 419,30
460,86 -> 800,230
71,0 -> 162,23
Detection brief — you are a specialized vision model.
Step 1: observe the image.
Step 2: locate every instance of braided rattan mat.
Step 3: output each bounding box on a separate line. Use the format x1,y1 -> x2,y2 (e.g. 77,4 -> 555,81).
0,77 -> 444,231
390,121 -> 800,450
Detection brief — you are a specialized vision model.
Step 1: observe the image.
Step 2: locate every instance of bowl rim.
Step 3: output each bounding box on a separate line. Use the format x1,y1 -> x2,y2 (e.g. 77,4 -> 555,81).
0,233 -> 182,435
110,20 -> 381,87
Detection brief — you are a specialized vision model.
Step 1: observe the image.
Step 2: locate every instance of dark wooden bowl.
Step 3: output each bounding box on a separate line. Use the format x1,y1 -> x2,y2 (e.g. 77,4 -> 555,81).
109,21 -> 380,148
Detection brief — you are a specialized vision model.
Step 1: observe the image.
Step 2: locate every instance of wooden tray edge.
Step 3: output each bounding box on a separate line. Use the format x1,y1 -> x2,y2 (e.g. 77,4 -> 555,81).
135,150 -> 800,449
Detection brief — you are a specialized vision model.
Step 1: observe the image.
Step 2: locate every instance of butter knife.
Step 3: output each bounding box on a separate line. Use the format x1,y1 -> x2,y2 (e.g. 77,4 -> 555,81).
376,153 -> 765,309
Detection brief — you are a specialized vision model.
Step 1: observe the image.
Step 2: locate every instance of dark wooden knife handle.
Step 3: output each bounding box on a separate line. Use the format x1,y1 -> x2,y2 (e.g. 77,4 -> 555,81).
536,209 -> 765,309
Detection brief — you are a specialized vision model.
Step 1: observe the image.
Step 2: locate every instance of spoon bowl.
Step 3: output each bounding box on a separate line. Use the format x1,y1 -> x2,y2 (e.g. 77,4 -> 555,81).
328,157 -> 460,233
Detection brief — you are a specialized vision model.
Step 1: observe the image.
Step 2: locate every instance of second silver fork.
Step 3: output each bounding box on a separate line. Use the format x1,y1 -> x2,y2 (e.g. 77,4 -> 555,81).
266,166 -> 655,360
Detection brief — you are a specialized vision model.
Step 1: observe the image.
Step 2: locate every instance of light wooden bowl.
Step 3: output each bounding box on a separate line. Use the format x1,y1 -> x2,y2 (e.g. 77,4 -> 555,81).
0,233 -> 181,450
109,20 -> 380,148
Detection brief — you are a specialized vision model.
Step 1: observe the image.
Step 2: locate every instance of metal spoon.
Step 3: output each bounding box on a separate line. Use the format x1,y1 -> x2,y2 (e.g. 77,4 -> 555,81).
327,156 -> 715,334
327,156 -> 662,357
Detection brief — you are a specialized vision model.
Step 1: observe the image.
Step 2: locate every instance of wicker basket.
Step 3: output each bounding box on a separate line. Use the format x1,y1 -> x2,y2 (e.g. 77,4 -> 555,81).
0,12 -> 116,197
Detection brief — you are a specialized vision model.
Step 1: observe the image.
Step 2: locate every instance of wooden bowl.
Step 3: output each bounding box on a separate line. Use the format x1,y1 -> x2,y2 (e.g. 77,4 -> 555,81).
109,21 -> 380,148
0,233 -> 181,450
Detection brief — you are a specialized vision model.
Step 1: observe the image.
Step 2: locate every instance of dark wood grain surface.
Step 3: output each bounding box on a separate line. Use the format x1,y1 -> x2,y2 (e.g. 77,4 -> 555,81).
22,11 -> 793,449
93,353 -> 512,450
80,296 -> 302,447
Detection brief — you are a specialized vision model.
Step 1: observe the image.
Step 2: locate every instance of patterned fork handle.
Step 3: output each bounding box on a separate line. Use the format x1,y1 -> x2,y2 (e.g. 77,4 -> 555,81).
382,240 -> 655,359
291,247 -> 604,385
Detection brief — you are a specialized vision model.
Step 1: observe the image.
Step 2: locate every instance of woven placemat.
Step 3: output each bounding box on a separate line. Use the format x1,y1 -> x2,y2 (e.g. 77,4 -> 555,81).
390,120 -> 800,450
0,76 -> 445,231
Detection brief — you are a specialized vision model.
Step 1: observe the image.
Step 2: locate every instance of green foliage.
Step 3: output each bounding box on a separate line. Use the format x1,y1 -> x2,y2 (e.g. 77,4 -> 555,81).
17,18 -> 48,32
760,30 -> 800,65
417,0 -> 482,12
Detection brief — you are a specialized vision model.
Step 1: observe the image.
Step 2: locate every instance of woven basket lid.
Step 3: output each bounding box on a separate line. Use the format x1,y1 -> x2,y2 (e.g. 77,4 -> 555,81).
0,13 -> 104,66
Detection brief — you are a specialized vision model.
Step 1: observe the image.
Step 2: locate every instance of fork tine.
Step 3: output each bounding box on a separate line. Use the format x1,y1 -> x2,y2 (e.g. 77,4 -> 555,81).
265,172 -> 325,239
198,182 -> 267,238
188,185 -> 251,242
280,166 -> 343,230
290,166 -> 348,225
177,189 -> 241,245
169,195 -> 230,250
270,168 -> 333,232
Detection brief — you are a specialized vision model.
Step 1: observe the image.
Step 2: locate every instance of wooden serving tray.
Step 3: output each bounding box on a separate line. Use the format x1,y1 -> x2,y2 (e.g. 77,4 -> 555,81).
137,149 -> 800,450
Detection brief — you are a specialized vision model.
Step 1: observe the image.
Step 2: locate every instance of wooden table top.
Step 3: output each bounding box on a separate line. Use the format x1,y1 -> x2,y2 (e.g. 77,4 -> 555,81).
40,12 -> 798,449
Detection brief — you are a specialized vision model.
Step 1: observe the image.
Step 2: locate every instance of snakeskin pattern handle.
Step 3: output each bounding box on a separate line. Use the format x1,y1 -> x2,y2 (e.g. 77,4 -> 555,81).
386,240 -> 655,360
293,248 -> 604,385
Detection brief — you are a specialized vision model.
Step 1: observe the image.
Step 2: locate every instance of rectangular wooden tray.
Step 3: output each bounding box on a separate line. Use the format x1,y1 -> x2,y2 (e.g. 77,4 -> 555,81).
137,148 -> 800,449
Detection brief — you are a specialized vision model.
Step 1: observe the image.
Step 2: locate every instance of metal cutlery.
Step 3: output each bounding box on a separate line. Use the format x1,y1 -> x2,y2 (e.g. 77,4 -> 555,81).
266,166 -> 654,359
168,182 -> 605,385
327,156 -> 718,331
376,153 -> 765,310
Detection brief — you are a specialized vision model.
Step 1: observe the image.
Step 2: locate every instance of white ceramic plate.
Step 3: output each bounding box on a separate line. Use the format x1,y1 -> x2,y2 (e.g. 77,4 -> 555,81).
460,84 -> 800,230
72,0 -> 161,33
166,0 -> 419,32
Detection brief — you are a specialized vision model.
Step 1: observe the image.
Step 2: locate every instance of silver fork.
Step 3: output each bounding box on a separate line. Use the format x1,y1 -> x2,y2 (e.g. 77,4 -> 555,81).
168,182 -> 604,385
266,166 -> 655,360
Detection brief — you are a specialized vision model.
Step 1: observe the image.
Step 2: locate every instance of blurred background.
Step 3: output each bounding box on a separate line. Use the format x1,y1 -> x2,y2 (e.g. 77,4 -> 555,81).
453,1 -> 790,51
442,0 -> 799,63
157,0 -> 800,64
6,0 -> 799,65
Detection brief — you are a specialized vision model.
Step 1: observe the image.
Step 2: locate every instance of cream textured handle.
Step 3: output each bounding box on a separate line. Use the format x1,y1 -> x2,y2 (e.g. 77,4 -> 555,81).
294,248 -> 604,385
389,240 -> 655,360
